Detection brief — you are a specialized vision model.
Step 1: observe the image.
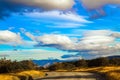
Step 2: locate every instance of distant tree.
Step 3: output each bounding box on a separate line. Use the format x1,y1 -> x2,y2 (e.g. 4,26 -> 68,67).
63,62 -> 75,71
20,60 -> 36,70
0,59 -> 37,73
36,66 -> 45,70
88,57 -> 109,67
100,57 -> 109,66
47,64 -> 57,71
74,59 -> 88,68
47,62 -> 75,71
110,58 -> 120,66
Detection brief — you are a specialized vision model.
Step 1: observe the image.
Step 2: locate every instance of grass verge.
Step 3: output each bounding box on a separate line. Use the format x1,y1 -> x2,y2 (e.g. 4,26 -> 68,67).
75,66 -> 120,80
0,70 -> 45,80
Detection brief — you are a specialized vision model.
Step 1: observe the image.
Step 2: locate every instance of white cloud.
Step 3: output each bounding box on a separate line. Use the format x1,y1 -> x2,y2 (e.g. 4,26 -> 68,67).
25,32 -> 76,50
9,0 -> 75,10
25,30 -> 120,57
48,23 -> 85,28
0,30 -> 23,46
25,11 -> 90,28
83,30 -> 112,36
25,32 -> 36,41
76,30 -> 117,50
26,11 -> 89,23
81,31 -> 115,44
82,36 -> 114,43
37,34 -> 73,45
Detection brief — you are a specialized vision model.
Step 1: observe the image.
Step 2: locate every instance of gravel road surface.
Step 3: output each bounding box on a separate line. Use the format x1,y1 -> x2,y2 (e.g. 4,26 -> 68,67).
36,72 -> 106,80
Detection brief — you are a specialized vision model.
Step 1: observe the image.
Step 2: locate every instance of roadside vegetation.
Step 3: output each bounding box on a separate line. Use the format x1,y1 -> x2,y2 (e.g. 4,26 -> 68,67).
0,70 -> 45,80
46,57 -> 120,71
75,67 -> 120,80
45,57 -> 120,80
0,58 -> 45,80
96,67 -> 120,80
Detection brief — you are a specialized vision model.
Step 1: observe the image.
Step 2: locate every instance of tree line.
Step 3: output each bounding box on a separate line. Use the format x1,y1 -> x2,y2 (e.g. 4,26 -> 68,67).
0,58 -> 36,73
46,57 -> 120,71
0,57 -> 120,73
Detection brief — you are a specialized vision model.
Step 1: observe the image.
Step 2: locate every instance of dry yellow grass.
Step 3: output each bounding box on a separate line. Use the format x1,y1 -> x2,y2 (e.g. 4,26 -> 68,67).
107,72 -> 120,80
0,74 -> 20,80
0,70 -> 45,80
75,66 -> 120,80
17,70 -> 45,79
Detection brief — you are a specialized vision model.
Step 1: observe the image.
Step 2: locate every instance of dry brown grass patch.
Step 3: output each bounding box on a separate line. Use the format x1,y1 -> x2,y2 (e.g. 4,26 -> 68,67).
75,66 -> 120,80
0,70 -> 45,80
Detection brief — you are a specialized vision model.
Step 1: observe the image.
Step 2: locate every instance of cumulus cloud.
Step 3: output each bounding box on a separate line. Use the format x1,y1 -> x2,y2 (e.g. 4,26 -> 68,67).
76,30 -> 120,56
25,32 -> 75,50
81,30 -> 114,44
25,30 -> 120,57
0,30 -> 23,46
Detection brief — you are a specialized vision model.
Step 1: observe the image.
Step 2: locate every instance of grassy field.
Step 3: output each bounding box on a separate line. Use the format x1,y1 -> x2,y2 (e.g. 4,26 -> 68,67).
0,70 -> 45,80
75,66 -> 120,80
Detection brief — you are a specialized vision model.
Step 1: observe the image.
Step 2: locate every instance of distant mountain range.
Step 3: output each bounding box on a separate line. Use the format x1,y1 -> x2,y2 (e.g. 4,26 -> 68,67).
33,55 -> 120,66
108,55 -> 120,59
33,59 -> 68,66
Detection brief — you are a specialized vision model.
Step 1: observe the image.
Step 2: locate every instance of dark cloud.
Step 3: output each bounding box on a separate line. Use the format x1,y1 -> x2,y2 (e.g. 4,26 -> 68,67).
0,0 -> 31,19
81,0 -> 120,19
34,43 -> 63,50
0,0 -> 75,19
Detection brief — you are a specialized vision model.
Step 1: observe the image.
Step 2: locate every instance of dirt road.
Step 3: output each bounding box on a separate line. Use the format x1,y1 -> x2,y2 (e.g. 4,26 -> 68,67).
36,72 -> 106,80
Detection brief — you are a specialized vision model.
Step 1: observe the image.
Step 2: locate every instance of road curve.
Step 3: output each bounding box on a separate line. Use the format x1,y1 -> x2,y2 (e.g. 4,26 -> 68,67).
36,72 -> 106,80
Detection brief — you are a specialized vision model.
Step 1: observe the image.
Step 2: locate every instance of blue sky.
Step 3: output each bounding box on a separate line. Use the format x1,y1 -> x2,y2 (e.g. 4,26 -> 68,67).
0,0 -> 120,60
